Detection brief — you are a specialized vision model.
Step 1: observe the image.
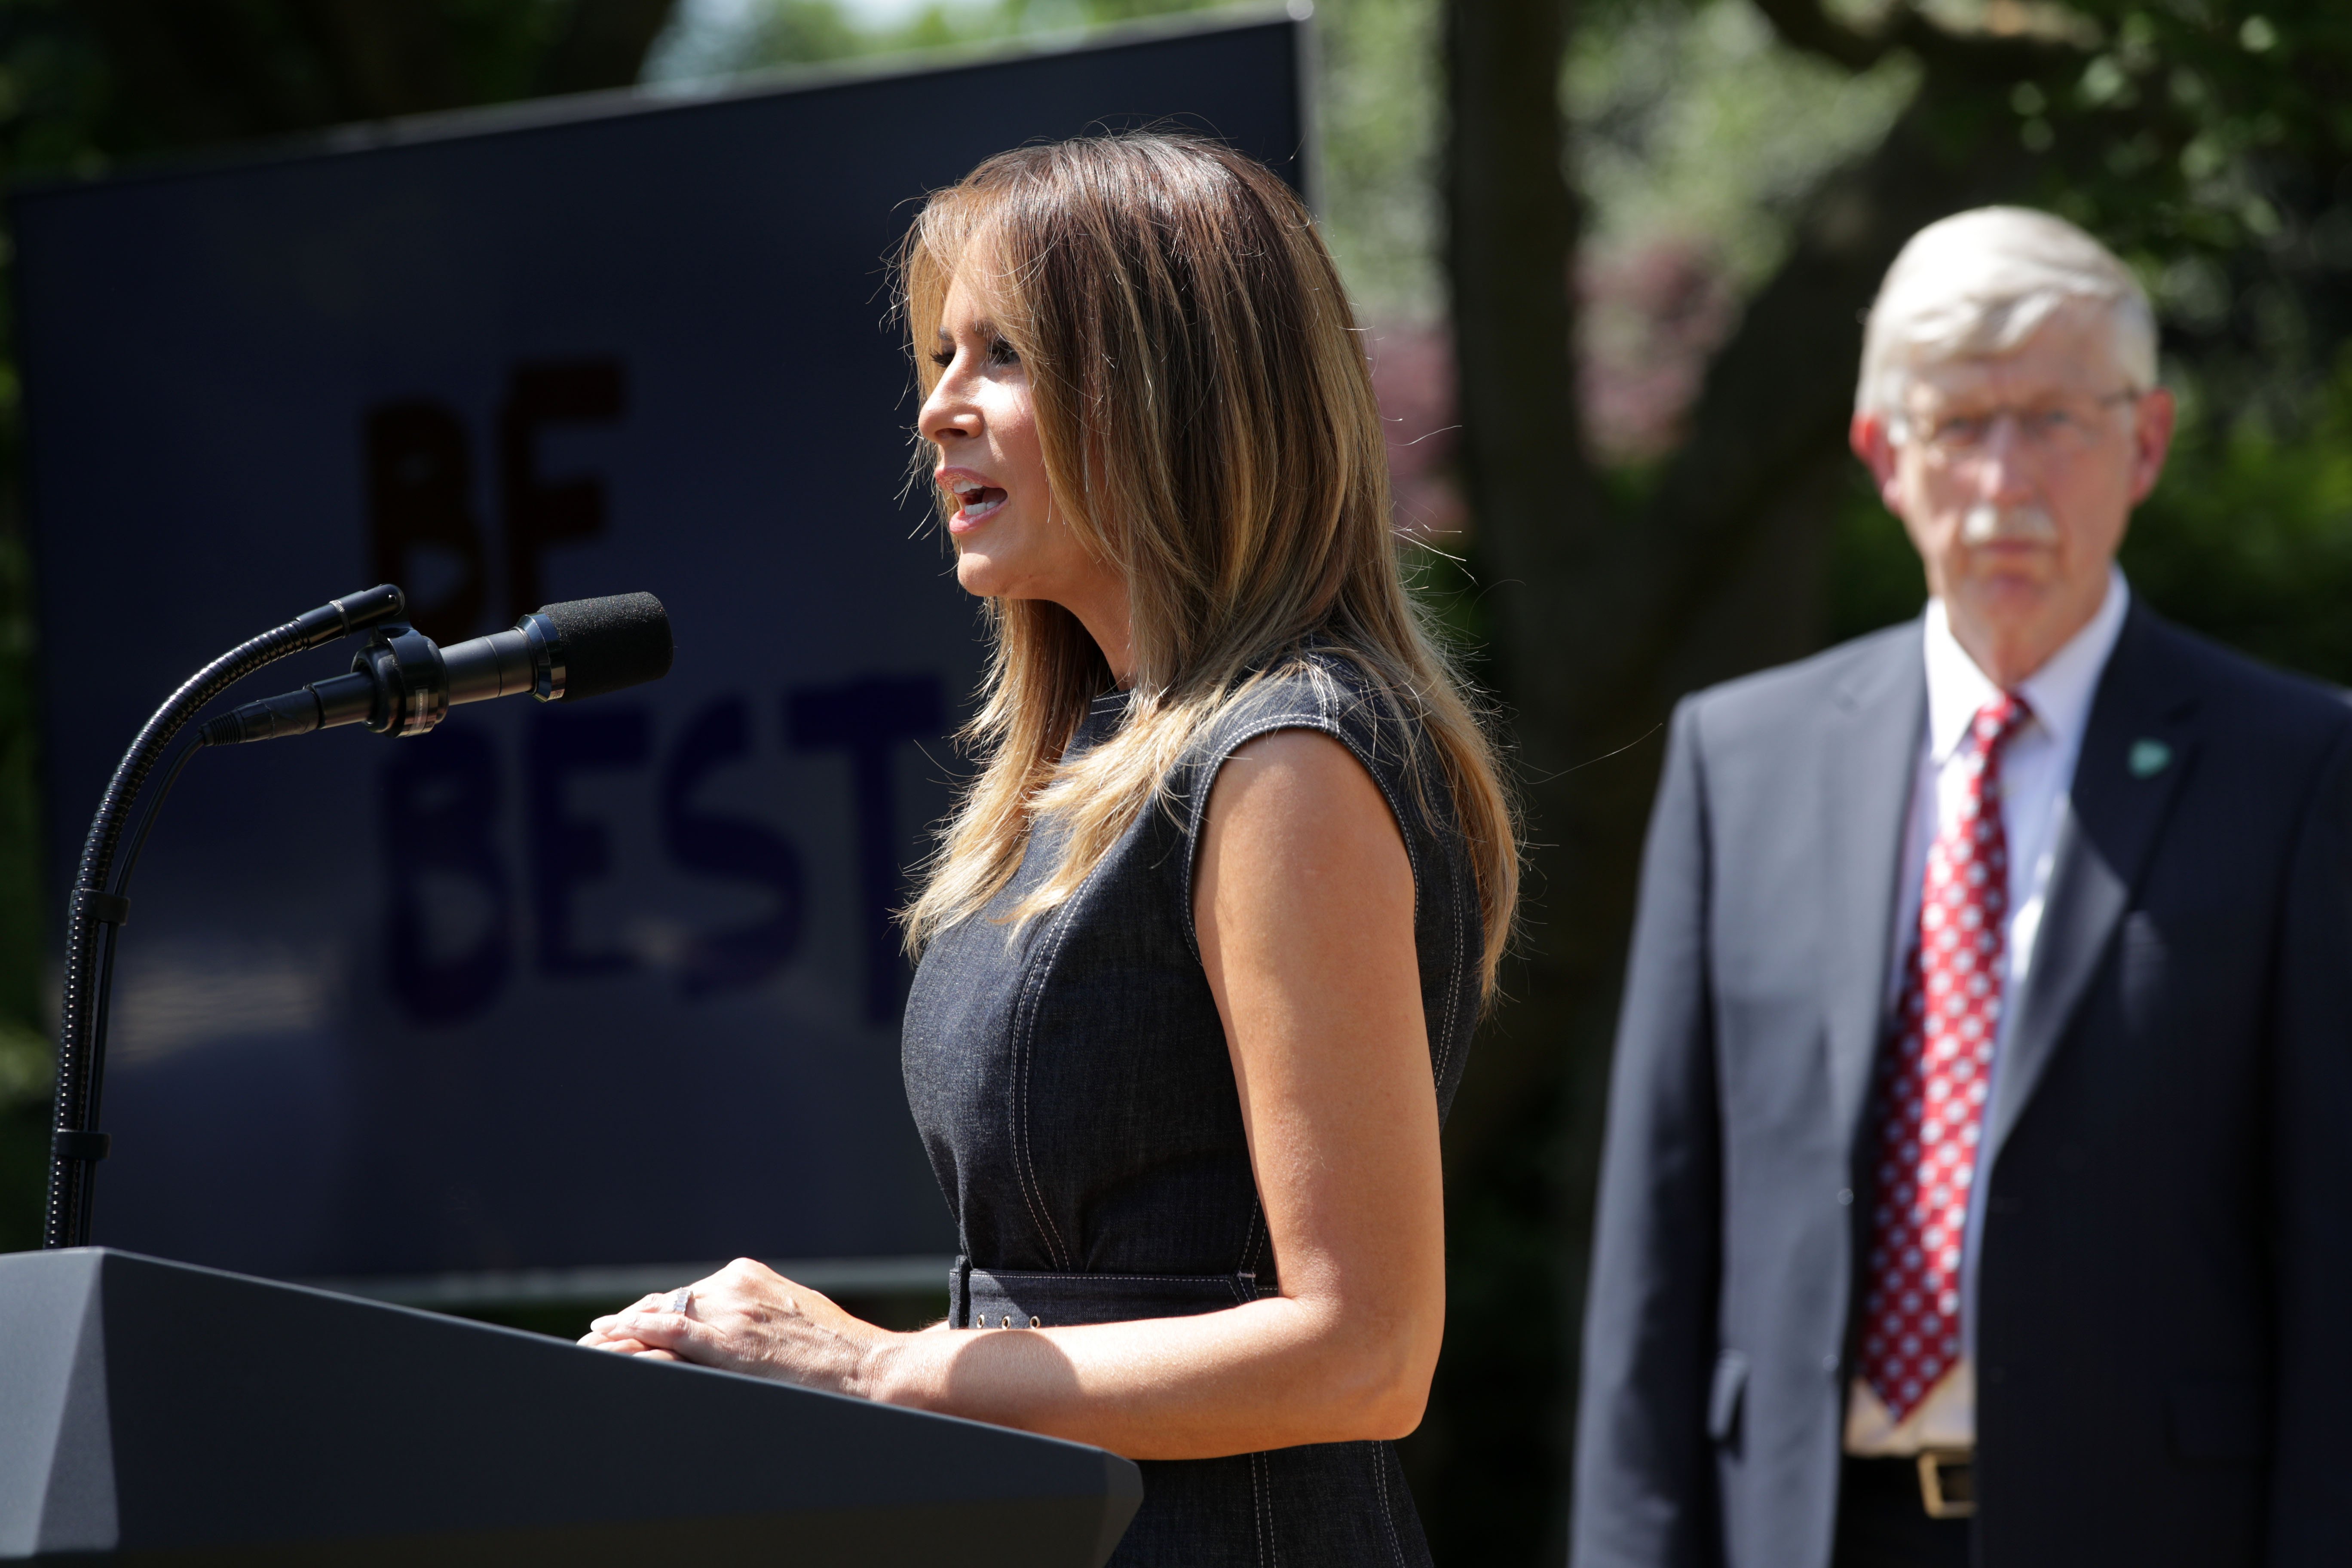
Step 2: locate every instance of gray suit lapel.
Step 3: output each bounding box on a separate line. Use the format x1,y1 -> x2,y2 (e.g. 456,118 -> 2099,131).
1984,606 -> 2200,1166
1824,625 -> 1929,1151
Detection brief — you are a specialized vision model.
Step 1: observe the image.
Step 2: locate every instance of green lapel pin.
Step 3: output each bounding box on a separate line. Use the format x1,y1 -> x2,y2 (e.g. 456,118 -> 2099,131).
2128,738 -> 2172,779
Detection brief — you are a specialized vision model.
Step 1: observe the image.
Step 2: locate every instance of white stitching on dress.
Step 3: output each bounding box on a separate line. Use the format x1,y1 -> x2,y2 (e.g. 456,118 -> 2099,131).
1009,888 -> 1085,1272
1431,847 -> 1467,1092
1253,1449 -> 1277,1568
1371,1442 -> 1407,1566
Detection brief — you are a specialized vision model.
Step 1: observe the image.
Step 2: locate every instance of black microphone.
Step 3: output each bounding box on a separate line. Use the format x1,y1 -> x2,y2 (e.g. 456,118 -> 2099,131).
201,592 -> 673,744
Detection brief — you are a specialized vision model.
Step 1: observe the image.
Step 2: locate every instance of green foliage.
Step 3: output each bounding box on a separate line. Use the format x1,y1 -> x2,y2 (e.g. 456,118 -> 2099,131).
1569,0 -> 1920,286
1903,2 -> 2352,423
0,0 -> 655,166
0,6 -> 106,180
1306,0 -> 1446,321
2123,347 -> 2352,684
724,0 -> 869,63
1827,467 -> 1927,643
651,0 -> 1227,76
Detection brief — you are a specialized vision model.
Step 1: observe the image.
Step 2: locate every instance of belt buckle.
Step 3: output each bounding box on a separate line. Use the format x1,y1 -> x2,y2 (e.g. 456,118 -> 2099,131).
1915,1448 -> 1975,1519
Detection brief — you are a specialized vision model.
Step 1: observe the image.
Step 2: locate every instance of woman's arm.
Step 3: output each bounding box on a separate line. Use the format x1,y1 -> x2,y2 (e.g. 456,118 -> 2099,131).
583,728 -> 1446,1460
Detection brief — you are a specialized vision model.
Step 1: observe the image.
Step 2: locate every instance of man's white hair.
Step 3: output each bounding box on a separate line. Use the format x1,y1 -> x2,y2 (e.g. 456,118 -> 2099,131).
1856,206 -> 2156,419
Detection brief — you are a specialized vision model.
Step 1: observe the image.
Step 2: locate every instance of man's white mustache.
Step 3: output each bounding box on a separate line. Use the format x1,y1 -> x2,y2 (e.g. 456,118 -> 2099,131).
1961,503 -> 2058,544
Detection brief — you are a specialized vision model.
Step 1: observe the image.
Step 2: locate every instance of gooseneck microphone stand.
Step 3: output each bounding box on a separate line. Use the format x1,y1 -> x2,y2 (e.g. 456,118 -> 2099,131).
43,585 -> 407,1250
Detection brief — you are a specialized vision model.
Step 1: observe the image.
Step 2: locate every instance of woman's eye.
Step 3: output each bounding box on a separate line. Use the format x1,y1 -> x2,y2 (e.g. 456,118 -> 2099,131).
988,337 -> 1020,366
928,346 -> 955,369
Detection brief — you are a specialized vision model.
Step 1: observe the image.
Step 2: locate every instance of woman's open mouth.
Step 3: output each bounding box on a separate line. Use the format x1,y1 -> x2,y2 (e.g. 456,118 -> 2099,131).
949,483 -> 1007,528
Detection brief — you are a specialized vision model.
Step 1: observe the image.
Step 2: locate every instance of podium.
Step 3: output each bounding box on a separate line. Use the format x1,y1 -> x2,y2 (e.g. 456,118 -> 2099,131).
0,1250 -> 1140,1565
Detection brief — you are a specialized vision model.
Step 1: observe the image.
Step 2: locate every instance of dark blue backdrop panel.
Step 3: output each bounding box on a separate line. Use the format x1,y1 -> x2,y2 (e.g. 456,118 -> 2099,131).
11,20 -> 1305,1282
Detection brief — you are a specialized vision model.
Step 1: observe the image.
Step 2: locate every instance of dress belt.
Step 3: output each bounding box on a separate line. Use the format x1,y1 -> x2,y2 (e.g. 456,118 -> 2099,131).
950,1258 -> 1275,1329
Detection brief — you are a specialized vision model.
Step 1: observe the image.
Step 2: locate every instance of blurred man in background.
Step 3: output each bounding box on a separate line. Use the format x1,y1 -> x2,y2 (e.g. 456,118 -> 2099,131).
1573,208 -> 2352,1568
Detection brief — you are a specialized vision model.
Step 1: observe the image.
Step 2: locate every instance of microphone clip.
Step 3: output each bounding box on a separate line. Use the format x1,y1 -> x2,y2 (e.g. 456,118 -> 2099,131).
354,624 -> 450,738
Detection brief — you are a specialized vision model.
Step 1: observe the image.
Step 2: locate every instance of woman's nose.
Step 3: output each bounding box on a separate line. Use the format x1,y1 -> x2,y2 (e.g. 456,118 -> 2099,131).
919,379 -> 978,446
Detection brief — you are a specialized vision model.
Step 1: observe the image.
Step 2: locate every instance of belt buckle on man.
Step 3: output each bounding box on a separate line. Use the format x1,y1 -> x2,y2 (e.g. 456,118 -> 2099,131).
1914,1449 -> 1972,1520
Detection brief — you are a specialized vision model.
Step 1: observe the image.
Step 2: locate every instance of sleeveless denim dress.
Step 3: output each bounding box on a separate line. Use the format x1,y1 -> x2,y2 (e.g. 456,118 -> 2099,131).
901,647 -> 1482,1568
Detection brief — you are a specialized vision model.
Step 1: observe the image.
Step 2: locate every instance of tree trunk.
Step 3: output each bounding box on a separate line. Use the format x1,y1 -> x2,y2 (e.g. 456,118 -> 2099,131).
1418,1 -> 1597,1560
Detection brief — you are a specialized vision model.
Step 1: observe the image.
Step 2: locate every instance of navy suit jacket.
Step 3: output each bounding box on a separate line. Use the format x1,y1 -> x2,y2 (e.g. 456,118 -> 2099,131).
1573,604 -> 2352,1568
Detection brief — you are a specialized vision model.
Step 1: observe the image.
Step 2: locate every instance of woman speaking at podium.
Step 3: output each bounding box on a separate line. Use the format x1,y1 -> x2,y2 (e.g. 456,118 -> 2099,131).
583,133 -> 1519,1566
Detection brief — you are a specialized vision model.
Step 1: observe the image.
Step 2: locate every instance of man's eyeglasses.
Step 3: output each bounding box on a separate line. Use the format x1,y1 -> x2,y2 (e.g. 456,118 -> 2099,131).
1896,389 -> 2143,462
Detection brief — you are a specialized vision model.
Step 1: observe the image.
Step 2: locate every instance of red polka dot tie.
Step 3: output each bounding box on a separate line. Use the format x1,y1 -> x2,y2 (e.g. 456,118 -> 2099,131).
1859,691 -> 2031,1424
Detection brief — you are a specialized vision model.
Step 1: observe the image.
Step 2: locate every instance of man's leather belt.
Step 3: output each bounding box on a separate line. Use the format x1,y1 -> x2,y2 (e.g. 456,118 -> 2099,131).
1847,1450 -> 1976,1520
1914,1448 -> 1975,1519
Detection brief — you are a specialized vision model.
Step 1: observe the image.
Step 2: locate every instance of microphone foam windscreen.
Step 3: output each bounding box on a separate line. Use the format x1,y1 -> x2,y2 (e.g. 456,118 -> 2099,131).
539,592 -> 674,701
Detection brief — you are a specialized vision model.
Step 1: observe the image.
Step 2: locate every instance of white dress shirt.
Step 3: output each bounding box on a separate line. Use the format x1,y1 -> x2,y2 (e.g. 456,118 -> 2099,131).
1843,567 -> 2130,1456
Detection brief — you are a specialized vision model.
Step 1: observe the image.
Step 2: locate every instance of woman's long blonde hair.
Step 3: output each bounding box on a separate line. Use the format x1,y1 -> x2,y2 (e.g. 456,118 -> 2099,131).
896,133 -> 1518,996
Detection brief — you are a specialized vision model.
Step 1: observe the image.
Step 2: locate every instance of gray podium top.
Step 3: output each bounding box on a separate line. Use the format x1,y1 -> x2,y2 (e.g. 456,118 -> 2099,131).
0,1249 -> 1139,1565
